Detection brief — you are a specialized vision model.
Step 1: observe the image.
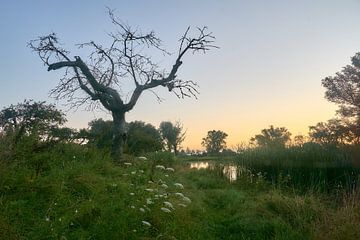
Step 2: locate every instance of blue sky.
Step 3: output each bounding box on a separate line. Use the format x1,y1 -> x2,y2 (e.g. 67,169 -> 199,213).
1,0 -> 360,149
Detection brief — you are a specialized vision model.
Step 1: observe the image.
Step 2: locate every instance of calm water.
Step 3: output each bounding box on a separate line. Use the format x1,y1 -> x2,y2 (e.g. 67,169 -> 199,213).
189,161 -> 238,182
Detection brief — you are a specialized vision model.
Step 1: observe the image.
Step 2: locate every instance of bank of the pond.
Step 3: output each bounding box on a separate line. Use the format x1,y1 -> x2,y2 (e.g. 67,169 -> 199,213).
1,147 -> 359,239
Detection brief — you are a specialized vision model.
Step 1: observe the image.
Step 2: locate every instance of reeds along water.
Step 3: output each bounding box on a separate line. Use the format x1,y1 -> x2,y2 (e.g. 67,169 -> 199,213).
234,145 -> 360,193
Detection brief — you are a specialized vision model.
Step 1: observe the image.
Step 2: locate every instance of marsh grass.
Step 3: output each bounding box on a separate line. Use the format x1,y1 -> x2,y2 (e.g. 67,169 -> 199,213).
0,140 -> 359,239
235,145 -> 359,194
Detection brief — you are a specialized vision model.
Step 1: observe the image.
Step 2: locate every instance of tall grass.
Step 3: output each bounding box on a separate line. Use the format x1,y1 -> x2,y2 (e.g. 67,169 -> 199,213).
235,144 -> 359,194
1,137 -> 359,239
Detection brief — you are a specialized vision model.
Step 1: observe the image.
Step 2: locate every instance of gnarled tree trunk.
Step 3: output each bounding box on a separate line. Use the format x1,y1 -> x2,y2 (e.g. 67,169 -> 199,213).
111,111 -> 126,162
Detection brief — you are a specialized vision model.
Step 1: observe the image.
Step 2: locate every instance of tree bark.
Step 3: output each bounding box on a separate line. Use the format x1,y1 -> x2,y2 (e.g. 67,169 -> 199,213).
111,111 -> 126,162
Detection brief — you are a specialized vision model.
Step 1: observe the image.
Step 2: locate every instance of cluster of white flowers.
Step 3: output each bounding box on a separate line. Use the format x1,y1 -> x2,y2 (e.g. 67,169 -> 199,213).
124,158 -> 191,234
174,183 -> 184,189
155,165 -> 166,170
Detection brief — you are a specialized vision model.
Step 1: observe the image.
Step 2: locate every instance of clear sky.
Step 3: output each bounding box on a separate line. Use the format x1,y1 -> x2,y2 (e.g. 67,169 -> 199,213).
1,0 -> 360,149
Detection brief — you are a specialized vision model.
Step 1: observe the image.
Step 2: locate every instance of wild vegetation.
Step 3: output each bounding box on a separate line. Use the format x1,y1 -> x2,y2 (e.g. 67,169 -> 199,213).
1,9 -> 359,240
0,98 -> 359,239
0,135 -> 359,239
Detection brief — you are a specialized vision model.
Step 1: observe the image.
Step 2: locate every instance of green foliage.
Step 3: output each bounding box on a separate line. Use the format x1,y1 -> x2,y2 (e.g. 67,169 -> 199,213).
201,130 -> 228,155
85,119 -> 163,156
235,144 -> 359,193
0,137 -> 359,239
86,118 -> 113,149
250,125 -> 291,149
127,121 -> 163,156
159,121 -> 185,155
309,118 -> 353,145
322,52 -> 360,143
0,100 -> 66,143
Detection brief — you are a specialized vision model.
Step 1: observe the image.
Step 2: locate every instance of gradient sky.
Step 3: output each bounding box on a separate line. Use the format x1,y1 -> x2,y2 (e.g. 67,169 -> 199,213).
1,0 -> 360,149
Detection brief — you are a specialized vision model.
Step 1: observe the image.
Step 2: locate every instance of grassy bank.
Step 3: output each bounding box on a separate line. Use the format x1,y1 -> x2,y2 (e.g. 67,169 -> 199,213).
0,144 -> 359,239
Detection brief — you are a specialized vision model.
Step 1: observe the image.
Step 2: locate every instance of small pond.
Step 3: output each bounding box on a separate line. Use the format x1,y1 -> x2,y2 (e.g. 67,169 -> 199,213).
189,161 -> 239,182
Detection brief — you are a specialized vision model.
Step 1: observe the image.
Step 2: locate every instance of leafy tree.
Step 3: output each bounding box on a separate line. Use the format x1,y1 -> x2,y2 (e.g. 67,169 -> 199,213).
0,100 -> 66,144
48,127 -> 78,143
322,52 -> 360,143
85,119 -> 162,155
159,121 -> 185,155
308,119 -> 351,145
250,125 -> 291,148
29,9 -> 216,161
201,130 -> 228,154
127,121 -> 163,156
293,134 -> 307,147
86,119 -> 114,149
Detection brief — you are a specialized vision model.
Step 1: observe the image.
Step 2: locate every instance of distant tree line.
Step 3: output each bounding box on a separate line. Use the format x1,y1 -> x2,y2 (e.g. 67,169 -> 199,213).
199,52 -> 360,155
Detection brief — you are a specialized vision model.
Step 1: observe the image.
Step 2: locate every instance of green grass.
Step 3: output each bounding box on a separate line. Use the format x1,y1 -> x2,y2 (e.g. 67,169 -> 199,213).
0,142 -> 359,239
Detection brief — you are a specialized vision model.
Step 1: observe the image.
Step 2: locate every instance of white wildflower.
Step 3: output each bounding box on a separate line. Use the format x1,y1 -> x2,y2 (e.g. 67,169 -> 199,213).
148,180 -> 154,184
139,170 -> 144,173
163,201 -> 174,209
178,203 -> 187,207
166,167 -> 175,172
160,207 -> 171,213
131,171 -> 136,175
165,174 -> 169,177
145,188 -> 154,192
45,217 -> 50,222
130,205 -> 135,209
146,198 -> 153,205
133,229 -> 137,232
182,196 -> 192,203
75,209 -> 78,213
161,183 -> 168,189
174,183 -> 184,189
141,220 -> 151,227
138,156 -> 147,160
124,162 -> 132,166
139,207 -> 145,213
130,192 -> 135,196
59,218 -> 62,222
155,165 -> 165,170
174,192 -> 184,198
70,222 -> 74,226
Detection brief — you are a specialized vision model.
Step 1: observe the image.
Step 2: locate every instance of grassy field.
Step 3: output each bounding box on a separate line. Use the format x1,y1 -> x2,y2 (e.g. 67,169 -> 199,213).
0,143 -> 359,239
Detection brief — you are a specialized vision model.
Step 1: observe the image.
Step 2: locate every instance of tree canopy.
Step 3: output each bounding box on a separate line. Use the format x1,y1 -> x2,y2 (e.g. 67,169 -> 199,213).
322,52 -> 360,143
0,100 -> 66,144
127,121 -> 163,156
308,119 -> 351,145
250,125 -> 291,148
159,121 -> 185,155
201,130 -> 228,154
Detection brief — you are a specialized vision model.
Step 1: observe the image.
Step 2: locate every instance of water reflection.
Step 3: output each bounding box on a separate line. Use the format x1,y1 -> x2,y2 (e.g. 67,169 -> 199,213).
224,165 -> 237,182
189,161 -> 238,182
189,161 -> 211,170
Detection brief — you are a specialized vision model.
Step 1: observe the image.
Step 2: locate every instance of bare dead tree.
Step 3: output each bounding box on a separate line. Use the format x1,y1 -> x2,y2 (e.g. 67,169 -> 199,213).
29,10 -> 217,162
